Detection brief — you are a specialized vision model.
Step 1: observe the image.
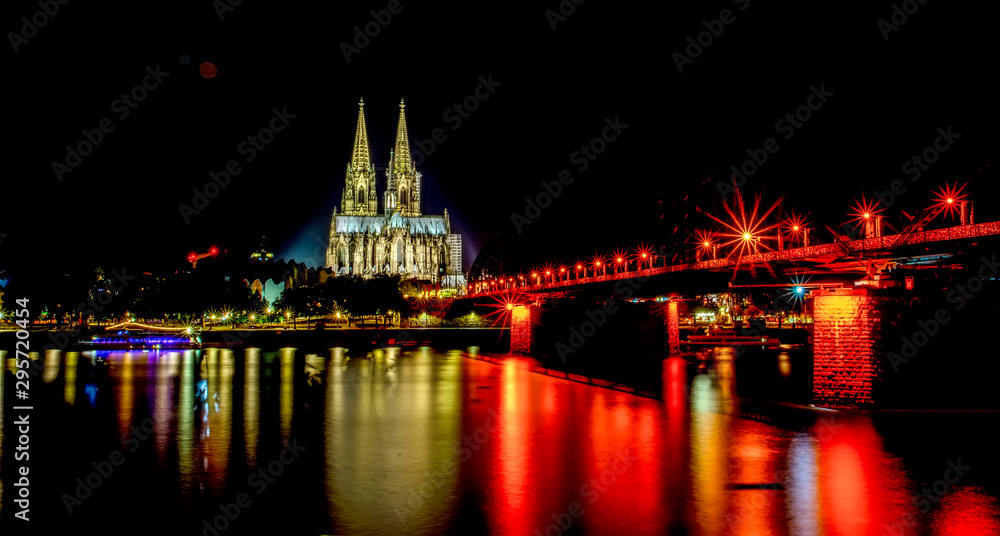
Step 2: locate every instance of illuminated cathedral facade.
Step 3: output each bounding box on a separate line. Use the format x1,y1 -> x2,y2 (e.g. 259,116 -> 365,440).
326,99 -> 463,286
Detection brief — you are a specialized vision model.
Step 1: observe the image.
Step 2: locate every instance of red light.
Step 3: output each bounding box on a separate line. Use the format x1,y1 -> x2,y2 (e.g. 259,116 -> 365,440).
209,247 -> 218,255
946,198 -> 954,204
576,264 -> 582,269
616,257 -> 623,263
199,61 -> 218,79
506,303 -> 513,310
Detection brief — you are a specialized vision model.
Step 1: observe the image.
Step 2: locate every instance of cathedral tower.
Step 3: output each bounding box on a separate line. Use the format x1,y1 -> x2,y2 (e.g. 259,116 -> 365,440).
341,98 -> 378,215
327,98 -> 463,288
385,99 -> 421,217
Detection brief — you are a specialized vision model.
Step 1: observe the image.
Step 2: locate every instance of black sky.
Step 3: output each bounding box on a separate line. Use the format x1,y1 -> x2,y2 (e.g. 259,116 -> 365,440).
2,1 -> 997,288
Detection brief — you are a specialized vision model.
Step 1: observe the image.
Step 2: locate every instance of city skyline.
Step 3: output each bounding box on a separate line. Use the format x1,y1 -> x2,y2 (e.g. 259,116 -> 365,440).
3,2 -> 998,290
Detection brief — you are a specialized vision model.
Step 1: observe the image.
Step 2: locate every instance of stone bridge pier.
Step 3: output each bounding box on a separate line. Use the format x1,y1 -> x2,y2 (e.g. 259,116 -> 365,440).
811,287 -> 922,408
811,288 -> 882,407
510,304 -> 533,354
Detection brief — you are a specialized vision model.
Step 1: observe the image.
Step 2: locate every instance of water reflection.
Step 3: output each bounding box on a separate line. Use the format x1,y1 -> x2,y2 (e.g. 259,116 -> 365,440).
152,351 -> 173,465
324,347 -> 461,535
116,352 -> 134,439
932,486 -> 1000,535
816,415 -> 913,536
245,348 -> 260,468
0,350 -> 6,518
64,351 -> 78,405
1,346 -> 997,535
177,350 -> 196,500
197,348 -> 234,494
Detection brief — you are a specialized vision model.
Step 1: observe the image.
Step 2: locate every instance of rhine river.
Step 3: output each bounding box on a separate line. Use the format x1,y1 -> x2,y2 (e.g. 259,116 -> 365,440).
1,346 -> 998,535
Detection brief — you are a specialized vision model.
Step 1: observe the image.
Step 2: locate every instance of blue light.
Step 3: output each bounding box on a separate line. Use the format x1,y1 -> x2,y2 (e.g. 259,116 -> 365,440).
795,286 -> 804,294
85,383 -> 99,407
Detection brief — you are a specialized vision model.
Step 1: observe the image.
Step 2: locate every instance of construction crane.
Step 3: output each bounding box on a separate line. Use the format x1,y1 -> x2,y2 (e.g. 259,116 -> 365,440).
187,246 -> 220,268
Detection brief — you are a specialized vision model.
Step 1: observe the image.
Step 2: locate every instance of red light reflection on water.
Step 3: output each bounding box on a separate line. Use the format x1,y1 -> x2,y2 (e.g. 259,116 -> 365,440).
816,416 -> 913,536
461,356 -> 999,536
932,487 -> 1000,535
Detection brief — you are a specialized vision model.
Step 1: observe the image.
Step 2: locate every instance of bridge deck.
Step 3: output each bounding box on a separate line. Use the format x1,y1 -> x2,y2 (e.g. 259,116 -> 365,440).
471,221 -> 1000,296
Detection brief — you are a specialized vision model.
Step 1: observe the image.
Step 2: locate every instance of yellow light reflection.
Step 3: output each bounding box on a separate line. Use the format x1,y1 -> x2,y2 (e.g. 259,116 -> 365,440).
43,349 -> 60,383
324,347 -> 461,534
154,352 -> 175,466
778,352 -> 792,378
0,350 -> 5,517
177,350 -> 196,498
117,352 -> 135,439
280,348 -> 294,440
244,348 -> 260,469
691,373 -> 726,536
64,352 -> 78,405
210,348 -> 234,489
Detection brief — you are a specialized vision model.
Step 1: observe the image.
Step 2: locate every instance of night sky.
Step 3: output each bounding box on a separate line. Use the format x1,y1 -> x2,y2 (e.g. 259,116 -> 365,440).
2,1 -> 997,289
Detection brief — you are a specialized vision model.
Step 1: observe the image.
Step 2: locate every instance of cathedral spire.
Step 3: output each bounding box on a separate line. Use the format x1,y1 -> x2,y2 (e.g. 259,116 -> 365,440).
391,99 -> 413,173
350,97 -> 372,172
385,99 -> 421,216
343,97 -> 377,216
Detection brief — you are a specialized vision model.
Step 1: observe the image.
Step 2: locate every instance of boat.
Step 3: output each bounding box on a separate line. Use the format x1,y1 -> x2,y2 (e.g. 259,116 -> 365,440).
81,328 -> 202,349
684,327 -> 780,346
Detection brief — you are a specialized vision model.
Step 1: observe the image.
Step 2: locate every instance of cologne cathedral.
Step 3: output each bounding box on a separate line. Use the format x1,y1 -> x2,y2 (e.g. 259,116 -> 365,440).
326,99 -> 463,286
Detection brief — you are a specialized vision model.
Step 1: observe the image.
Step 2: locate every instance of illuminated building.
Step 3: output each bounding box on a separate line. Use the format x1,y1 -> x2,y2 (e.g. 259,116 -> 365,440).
249,235 -> 274,262
326,98 -> 463,286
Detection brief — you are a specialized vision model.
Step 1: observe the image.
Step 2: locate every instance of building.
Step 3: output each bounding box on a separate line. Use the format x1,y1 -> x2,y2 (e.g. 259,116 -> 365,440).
326,98 -> 463,287
249,235 -> 274,263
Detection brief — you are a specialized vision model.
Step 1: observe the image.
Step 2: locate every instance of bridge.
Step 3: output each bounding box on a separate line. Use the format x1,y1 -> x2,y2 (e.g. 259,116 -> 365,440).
461,186 -> 1000,409
470,220 -> 1000,297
